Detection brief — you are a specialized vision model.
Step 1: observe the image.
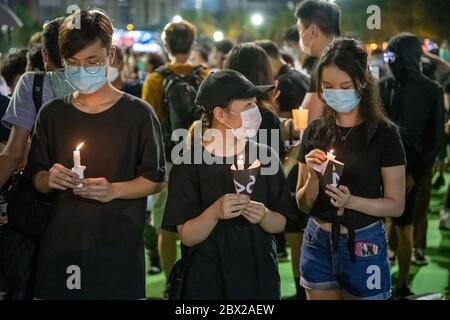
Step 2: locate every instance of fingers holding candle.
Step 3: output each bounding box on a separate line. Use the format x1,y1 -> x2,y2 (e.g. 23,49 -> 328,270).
325,184 -> 352,208
48,163 -> 78,190
73,177 -> 117,203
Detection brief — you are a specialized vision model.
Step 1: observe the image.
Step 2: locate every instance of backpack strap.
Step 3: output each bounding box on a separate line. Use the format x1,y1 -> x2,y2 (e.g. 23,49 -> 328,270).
32,71 -> 45,113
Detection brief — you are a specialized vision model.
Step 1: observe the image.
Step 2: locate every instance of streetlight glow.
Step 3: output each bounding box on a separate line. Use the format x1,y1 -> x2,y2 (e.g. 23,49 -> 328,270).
172,15 -> 182,23
251,13 -> 263,27
213,31 -> 224,42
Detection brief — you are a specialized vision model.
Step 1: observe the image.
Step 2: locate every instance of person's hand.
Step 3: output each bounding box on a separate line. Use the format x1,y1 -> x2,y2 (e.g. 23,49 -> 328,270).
48,163 -> 78,190
73,178 -> 118,203
242,200 -> 268,224
445,120 -> 450,135
305,149 -> 327,170
325,185 -> 352,209
215,194 -> 250,220
0,213 -> 7,226
406,174 -> 415,195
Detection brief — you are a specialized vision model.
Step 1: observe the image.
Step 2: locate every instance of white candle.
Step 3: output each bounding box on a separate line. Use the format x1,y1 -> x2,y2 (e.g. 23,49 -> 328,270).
72,142 -> 86,187
237,155 -> 244,170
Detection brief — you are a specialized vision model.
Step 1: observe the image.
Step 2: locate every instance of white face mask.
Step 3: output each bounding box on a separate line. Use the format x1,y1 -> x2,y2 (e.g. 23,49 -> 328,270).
299,27 -> 313,56
225,106 -> 262,140
107,66 -> 119,82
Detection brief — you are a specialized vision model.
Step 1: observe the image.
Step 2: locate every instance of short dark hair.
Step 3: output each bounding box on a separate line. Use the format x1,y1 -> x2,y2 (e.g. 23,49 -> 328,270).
42,17 -> 64,68
295,0 -> 341,36
280,52 -> 295,67
194,46 -> 210,63
28,44 -> 45,71
163,20 -> 196,55
59,9 -> 114,59
214,39 -> 234,55
283,26 -> 299,43
147,53 -> 166,70
255,40 -> 280,59
1,50 -> 28,88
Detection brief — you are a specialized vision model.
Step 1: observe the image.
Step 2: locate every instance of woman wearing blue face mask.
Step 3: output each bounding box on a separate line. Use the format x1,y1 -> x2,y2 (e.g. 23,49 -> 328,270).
162,69 -> 297,299
296,38 -> 406,300
26,10 -> 166,299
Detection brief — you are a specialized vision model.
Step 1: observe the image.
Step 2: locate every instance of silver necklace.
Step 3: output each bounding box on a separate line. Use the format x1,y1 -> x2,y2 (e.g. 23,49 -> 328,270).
337,126 -> 354,141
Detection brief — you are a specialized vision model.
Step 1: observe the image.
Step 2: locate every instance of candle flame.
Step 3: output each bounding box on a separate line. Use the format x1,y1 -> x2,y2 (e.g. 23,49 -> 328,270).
76,142 -> 84,151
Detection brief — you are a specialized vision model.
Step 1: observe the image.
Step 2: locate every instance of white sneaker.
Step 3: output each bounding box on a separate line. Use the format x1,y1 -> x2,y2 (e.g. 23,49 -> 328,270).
439,209 -> 450,230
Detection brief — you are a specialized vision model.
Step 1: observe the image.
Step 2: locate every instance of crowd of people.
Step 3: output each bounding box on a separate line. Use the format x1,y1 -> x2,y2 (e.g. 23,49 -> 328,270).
0,0 -> 449,300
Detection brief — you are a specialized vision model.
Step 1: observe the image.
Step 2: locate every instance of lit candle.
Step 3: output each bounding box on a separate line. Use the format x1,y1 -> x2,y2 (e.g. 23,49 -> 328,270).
327,149 -> 336,161
292,107 -> 309,130
237,155 -> 244,170
72,142 -> 86,187
298,107 -> 309,130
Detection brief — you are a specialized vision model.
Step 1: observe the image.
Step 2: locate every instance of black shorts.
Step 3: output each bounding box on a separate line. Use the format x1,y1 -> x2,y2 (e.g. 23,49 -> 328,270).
393,181 -> 418,226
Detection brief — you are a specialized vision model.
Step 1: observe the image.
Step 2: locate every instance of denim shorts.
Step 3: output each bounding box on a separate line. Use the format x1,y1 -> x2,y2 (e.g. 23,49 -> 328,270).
300,218 -> 391,300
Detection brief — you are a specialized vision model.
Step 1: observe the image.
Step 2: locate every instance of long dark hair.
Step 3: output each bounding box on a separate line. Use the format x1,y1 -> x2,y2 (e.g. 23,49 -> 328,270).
315,38 -> 393,140
223,42 -> 278,114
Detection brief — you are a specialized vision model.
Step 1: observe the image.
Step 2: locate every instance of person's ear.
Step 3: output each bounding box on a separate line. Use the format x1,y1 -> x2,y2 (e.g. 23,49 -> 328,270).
213,106 -> 226,125
42,49 -> 49,65
109,46 -> 117,65
310,23 -> 319,39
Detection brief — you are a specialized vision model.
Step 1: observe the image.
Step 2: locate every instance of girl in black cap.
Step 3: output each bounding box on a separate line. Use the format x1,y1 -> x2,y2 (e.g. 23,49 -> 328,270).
162,70 -> 297,299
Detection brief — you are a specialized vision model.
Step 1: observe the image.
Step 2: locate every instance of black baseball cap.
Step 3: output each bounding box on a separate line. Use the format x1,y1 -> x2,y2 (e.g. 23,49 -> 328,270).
194,69 -> 275,111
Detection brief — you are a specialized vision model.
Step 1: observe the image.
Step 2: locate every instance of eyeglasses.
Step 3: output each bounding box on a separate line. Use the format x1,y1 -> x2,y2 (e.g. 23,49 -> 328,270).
64,62 -> 106,75
384,51 -> 396,64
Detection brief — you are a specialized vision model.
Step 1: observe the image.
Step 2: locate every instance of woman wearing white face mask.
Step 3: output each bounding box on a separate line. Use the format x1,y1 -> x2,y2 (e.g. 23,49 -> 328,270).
296,39 -> 406,300
162,70 -> 298,299
27,10 -> 166,299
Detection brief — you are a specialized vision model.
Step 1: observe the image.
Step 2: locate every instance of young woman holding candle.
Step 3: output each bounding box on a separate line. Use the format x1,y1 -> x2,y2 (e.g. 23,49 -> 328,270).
162,69 -> 297,299
296,38 -> 406,300
26,10 -> 166,299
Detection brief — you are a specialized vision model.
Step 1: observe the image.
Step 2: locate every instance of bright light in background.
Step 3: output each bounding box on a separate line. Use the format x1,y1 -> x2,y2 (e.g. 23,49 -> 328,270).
127,23 -> 134,31
213,31 -> 224,42
369,43 -> 378,51
251,13 -> 263,27
172,15 -> 182,23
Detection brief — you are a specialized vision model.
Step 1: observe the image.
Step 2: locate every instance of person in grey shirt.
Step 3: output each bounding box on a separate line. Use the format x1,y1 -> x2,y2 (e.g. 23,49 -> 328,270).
0,17 -> 73,188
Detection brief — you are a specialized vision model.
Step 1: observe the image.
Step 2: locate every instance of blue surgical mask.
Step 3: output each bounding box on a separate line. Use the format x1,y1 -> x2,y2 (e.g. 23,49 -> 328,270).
323,89 -> 361,113
65,65 -> 108,94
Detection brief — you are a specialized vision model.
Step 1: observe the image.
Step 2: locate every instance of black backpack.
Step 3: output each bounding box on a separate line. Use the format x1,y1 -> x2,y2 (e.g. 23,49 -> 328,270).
0,72 -> 51,299
156,66 -> 204,160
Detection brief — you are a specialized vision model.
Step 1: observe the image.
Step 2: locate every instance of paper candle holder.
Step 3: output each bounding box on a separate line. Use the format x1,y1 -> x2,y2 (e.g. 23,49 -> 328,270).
313,153 -> 344,190
231,159 -> 261,196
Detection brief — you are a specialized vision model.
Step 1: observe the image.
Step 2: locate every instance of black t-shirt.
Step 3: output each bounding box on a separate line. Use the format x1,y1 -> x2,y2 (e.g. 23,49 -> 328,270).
27,93 -> 166,299
276,65 -> 310,112
298,119 -> 406,229
162,140 -> 297,299
307,59 -> 319,93
0,94 -> 11,142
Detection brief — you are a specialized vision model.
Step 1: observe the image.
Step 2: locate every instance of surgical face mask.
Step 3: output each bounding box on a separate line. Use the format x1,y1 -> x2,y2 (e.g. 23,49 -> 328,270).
299,27 -> 313,56
107,66 -> 119,82
323,89 -> 361,113
65,65 -> 107,94
225,106 -> 262,140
